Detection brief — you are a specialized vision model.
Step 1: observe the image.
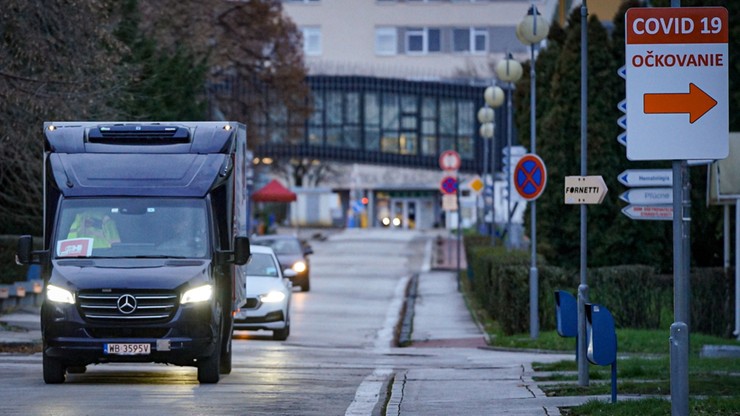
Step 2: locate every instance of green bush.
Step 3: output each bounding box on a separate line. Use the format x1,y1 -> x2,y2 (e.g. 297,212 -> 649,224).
588,265 -> 662,329
464,236 -> 736,338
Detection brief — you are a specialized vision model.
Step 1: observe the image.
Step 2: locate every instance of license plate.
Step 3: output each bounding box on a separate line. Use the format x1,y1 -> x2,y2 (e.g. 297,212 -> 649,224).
104,343 -> 151,355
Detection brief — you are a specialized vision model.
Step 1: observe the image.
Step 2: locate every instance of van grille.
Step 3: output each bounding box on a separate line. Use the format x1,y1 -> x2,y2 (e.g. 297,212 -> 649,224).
77,290 -> 178,323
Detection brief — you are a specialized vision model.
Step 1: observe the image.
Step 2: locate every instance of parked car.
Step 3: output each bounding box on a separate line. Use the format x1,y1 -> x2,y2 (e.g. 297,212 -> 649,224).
251,235 -> 313,291
233,245 -> 293,340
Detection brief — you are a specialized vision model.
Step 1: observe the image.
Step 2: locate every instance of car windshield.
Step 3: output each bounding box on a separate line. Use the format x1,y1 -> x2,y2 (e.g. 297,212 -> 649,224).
258,238 -> 302,255
245,253 -> 279,278
54,198 -> 209,259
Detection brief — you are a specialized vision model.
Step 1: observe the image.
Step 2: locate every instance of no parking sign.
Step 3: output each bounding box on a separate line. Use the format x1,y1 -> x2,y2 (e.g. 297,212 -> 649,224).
513,154 -> 547,201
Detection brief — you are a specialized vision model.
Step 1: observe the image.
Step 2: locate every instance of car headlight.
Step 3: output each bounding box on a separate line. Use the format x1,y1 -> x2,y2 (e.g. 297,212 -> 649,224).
47,284 -> 75,304
259,291 -> 286,303
181,284 -> 213,304
292,261 -> 307,273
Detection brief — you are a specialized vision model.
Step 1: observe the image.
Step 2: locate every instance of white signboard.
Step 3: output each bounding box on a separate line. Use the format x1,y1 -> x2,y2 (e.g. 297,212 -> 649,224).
621,205 -> 673,221
625,7 -> 728,161
619,188 -> 673,205
618,169 -> 673,187
564,176 -> 608,205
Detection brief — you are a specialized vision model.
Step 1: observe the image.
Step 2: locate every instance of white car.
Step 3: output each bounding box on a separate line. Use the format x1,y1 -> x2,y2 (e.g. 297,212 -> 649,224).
233,245 -> 294,340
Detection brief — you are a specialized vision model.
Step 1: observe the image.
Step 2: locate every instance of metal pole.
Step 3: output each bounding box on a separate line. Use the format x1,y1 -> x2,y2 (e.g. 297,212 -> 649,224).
456,172 -> 462,291
491,123 -> 497,245
483,137 -> 490,239
577,0 -> 590,387
506,84 -> 513,250
735,202 -> 740,340
668,0 -> 689,413
529,42 -> 539,339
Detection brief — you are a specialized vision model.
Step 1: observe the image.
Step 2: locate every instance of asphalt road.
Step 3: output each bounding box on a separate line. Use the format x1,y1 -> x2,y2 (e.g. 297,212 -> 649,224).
0,229 -> 431,415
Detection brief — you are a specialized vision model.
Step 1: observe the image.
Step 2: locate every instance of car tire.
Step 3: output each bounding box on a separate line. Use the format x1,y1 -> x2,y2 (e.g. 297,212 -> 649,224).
43,351 -> 66,384
220,332 -> 232,375
300,276 -> 310,292
273,316 -> 290,341
198,305 -> 222,384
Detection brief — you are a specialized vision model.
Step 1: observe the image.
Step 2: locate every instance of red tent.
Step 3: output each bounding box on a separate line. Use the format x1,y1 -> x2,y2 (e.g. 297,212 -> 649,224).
251,179 -> 296,202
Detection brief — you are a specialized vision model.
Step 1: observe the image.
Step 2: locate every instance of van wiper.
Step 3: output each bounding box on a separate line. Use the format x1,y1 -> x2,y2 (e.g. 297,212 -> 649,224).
132,255 -> 188,259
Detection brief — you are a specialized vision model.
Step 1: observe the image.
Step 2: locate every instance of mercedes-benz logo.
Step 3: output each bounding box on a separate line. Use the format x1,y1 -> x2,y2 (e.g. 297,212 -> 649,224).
117,294 -> 137,314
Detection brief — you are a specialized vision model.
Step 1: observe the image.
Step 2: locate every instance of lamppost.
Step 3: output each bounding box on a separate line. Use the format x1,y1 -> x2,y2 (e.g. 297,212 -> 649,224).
494,54 -> 522,250
517,4 -> 549,340
478,86 -> 503,244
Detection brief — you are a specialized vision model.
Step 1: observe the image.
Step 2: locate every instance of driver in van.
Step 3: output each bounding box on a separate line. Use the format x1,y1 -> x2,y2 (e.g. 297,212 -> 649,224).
67,212 -> 121,248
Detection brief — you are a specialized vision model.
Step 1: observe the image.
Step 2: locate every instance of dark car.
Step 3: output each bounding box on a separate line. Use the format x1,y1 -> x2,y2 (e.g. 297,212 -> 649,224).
251,235 -> 313,291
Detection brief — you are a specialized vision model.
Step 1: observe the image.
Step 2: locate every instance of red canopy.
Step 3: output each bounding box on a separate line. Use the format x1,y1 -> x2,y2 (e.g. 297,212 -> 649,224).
251,179 -> 296,202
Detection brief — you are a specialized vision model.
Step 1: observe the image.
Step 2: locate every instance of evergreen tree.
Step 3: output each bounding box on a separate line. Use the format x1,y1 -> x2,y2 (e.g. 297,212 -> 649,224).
114,0 -> 208,121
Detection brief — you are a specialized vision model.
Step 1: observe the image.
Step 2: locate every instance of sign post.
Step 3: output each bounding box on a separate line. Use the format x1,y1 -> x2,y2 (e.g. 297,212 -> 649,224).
439,150 -> 462,289
626,6 -> 728,415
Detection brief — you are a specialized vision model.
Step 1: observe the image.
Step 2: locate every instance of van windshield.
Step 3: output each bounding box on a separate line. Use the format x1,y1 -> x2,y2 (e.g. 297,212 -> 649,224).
54,198 -> 209,259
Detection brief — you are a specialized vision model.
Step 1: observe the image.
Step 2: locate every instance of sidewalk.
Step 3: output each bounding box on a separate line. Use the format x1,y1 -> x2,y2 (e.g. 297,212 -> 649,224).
399,267 -> 609,416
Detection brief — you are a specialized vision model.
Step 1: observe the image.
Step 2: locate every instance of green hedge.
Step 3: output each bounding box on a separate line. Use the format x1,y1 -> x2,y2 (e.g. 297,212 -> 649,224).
464,236 -> 737,338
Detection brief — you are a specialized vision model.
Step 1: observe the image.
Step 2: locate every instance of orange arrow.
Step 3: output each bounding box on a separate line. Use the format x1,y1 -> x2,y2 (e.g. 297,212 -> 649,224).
643,83 -> 717,124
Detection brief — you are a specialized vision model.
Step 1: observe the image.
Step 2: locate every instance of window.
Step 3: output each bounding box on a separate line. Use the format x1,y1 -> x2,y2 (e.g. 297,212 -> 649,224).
473,28 -> 488,53
405,28 -> 441,54
301,27 -> 322,56
453,27 -> 488,53
375,27 -> 397,56
453,28 -> 470,53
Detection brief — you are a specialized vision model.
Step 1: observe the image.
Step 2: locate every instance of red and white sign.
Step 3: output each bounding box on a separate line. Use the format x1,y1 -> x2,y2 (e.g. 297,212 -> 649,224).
57,238 -> 93,257
439,150 -> 461,171
625,7 -> 728,161
621,205 -> 673,221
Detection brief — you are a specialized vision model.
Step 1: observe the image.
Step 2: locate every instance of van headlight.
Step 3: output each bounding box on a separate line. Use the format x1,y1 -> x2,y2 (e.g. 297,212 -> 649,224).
181,285 -> 213,304
259,291 -> 286,303
292,261 -> 307,273
47,284 -> 75,304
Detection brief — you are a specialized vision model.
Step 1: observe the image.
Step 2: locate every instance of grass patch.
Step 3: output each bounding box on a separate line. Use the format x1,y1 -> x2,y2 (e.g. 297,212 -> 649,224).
459,271 -> 740,414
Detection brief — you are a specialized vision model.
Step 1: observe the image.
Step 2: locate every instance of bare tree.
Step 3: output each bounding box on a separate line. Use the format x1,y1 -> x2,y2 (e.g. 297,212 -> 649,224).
0,0 -> 127,234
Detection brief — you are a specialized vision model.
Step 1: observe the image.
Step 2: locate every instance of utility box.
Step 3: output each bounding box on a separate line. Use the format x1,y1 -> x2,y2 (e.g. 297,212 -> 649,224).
554,290 -> 577,338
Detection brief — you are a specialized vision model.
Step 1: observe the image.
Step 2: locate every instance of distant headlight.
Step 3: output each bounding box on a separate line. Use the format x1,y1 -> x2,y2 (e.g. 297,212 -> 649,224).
181,285 -> 213,304
292,261 -> 307,273
47,284 -> 75,304
259,291 -> 286,303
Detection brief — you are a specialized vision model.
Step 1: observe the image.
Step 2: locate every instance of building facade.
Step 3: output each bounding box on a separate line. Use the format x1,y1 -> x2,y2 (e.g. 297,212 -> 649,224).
255,0 -> 557,230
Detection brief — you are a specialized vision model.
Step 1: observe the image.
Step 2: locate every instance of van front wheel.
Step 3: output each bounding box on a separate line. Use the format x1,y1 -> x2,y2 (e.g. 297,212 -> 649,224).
43,351 -> 66,384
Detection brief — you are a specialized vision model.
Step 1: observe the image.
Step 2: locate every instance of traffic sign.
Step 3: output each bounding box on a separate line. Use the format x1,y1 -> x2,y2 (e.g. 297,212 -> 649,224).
513,154 -> 547,201
439,150 -> 461,171
440,176 -> 458,195
442,194 -> 458,211
618,169 -> 672,187
564,176 -> 608,204
619,188 -> 673,204
625,7 -> 728,161
468,176 -> 484,194
617,132 -> 627,147
621,204 -> 673,221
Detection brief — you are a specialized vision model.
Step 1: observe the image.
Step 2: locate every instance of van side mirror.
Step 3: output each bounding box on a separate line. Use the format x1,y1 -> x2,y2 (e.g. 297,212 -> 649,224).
16,235 -> 33,265
233,236 -> 251,265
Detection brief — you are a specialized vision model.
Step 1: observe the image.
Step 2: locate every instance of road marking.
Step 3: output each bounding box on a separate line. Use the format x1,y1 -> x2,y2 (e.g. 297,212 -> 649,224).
345,367 -> 393,416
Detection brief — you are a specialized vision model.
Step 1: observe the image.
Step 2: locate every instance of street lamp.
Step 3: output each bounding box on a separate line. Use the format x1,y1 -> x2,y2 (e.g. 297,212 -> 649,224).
494,54 -> 522,250
480,86 -> 504,244
517,4 -> 549,340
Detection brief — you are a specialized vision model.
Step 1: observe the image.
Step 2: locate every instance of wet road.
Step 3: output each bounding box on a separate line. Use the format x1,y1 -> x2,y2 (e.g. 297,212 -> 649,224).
0,229 -> 431,416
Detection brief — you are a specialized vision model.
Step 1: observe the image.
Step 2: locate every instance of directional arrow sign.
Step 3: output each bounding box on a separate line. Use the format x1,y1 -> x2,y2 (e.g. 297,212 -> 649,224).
618,169 -> 672,187
617,132 -> 627,147
621,205 -> 673,221
564,176 -> 608,204
643,83 -> 717,124
619,188 -> 673,204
